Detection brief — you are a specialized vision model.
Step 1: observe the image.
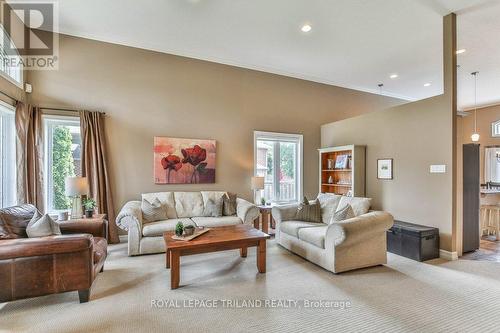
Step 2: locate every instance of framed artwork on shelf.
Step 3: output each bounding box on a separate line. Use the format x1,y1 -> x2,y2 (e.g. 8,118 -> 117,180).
335,154 -> 349,169
154,137 -> 216,184
377,158 -> 393,180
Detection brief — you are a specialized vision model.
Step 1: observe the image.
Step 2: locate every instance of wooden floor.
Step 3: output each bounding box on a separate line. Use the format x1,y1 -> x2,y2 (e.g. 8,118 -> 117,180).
461,236 -> 500,262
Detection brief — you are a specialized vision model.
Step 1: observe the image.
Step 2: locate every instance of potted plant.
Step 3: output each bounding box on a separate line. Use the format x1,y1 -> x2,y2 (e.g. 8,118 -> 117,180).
82,198 -> 97,218
183,225 -> 195,236
175,221 -> 184,237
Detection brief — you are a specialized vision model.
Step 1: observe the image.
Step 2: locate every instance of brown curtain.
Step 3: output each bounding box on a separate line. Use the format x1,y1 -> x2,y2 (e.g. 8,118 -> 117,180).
80,110 -> 119,244
15,102 -> 44,211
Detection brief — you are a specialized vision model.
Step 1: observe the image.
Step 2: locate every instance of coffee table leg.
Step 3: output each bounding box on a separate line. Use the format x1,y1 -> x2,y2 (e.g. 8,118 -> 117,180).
166,249 -> 171,269
240,247 -> 247,258
257,240 -> 266,273
170,251 -> 180,289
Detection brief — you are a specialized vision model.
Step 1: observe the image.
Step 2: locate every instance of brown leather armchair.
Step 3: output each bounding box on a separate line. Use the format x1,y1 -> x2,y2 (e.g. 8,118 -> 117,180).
0,204 -> 107,303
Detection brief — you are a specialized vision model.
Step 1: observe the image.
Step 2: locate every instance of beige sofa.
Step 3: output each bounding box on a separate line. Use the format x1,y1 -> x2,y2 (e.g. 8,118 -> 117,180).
116,191 -> 259,256
272,194 -> 394,273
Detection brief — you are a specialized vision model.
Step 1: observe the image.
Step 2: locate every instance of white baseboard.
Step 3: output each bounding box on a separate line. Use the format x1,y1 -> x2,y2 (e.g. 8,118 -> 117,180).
439,249 -> 458,261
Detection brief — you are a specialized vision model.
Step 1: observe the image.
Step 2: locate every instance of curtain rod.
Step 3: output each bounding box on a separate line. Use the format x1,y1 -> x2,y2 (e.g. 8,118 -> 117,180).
40,107 -> 106,115
0,90 -> 18,104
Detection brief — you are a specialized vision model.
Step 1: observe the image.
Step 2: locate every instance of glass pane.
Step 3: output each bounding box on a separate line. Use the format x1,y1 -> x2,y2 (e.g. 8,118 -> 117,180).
278,142 -> 296,202
256,140 -> 274,202
0,108 -> 16,208
49,121 -> 82,212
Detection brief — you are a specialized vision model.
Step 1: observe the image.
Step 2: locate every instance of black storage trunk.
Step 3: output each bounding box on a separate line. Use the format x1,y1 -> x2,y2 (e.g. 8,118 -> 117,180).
387,220 -> 440,262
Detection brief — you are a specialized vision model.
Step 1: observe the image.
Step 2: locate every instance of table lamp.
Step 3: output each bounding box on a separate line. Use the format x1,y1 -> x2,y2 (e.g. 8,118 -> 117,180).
65,177 -> 89,219
251,176 -> 265,205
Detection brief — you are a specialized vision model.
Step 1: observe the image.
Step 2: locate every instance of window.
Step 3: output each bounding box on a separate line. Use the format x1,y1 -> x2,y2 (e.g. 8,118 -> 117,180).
0,25 -> 23,87
254,131 -> 303,204
492,120 -> 500,137
0,101 -> 16,208
44,116 -> 82,213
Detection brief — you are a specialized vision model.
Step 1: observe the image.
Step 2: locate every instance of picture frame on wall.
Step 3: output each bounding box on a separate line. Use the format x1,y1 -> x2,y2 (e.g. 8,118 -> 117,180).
377,158 -> 393,180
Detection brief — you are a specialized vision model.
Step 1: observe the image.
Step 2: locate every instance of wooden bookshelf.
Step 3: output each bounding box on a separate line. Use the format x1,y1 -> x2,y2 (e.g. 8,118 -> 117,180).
318,145 -> 366,196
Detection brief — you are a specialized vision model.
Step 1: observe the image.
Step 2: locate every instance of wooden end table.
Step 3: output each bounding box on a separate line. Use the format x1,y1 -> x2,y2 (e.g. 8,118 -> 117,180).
163,225 -> 270,289
255,205 -> 276,235
57,214 -> 108,240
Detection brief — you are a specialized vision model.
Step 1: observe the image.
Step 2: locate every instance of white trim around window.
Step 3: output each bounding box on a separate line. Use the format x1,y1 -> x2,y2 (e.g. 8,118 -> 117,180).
253,131 -> 303,204
0,100 -> 16,208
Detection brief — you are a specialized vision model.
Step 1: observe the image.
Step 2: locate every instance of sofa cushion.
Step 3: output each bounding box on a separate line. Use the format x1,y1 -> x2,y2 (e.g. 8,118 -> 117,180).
191,216 -> 242,228
141,198 -> 167,222
330,204 -> 355,224
142,192 -> 177,219
295,197 -> 322,223
175,192 -> 205,217
337,196 -> 372,217
297,225 -> 328,249
280,220 -> 323,238
317,193 -> 342,224
222,192 -> 237,216
142,218 -> 194,237
0,204 -> 40,239
201,191 -> 225,217
26,214 -> 62,238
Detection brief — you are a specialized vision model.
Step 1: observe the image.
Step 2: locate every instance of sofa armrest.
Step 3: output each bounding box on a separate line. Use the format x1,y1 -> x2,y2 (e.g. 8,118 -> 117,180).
116,201 -> 143,232
272,204 -> 299,225
326,211 -> 394,248
0,234 -> 93,260
236,198 -> 260,224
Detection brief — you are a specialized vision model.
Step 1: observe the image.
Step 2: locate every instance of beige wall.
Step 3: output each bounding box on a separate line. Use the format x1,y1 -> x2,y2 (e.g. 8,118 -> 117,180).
321,15 -> 457,252
26,32 -> 403,211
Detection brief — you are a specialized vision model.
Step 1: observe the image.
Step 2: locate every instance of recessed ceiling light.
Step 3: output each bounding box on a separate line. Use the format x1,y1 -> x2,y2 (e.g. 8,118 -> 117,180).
424,83 -> 431,87
456,49 -> 466,54
390,74 -> 398,79
301,24 -> 312,33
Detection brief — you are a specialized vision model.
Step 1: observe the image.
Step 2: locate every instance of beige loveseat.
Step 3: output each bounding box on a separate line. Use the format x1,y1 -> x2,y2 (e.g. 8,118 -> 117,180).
116,191 -> 259,256
272,194 -> 393,273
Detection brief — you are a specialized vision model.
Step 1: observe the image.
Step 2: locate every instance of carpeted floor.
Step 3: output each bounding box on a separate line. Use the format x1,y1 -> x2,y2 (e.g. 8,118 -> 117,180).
2,240 -> 500,333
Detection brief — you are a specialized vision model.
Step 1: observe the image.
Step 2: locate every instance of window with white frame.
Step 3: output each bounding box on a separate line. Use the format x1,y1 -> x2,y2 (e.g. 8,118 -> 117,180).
0,101 -> 16,208
254,131 -> 303,204
492,120 -> 500,137
44,116 -> 82,213
0,25 -> 23,87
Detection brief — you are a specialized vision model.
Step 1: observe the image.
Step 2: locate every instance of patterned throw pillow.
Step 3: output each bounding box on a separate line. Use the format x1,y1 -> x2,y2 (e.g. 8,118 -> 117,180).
295,197 -> 322,223
142,198 -> 167,222
222,192 -> 237,216
26,213 -> 61,238
203,198 -> 223,217
329,204 -> 355,224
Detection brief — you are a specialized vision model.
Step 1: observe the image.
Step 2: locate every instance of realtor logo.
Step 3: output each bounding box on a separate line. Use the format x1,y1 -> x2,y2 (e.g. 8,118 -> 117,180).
1,1 -> 59,69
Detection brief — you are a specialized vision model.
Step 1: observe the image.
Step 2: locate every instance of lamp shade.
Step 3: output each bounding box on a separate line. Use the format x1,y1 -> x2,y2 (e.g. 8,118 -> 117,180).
251,176 -> 265,190
65,177 -> 89,196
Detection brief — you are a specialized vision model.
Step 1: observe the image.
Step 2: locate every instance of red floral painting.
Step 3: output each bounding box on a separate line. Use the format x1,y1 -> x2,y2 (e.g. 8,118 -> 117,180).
154,137 -> 216,184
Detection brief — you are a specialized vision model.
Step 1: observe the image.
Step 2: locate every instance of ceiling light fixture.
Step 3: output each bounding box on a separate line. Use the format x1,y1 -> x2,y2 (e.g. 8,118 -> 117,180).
390,74 -> 398,79
301,24 -> 312,33
456,49 -> 466,54
471,71 -> 480,142
424,83 -> 431,87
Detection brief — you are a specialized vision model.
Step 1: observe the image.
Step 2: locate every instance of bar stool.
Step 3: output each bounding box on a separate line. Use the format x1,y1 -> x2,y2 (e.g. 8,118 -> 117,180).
480,205 -> 500,240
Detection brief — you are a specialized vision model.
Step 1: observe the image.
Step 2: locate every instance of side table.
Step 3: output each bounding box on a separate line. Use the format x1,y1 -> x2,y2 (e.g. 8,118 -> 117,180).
57,213 -> 108,240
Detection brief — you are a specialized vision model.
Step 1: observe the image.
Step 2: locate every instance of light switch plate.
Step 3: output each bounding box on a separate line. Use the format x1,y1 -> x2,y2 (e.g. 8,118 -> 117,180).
430,165 -> 446,173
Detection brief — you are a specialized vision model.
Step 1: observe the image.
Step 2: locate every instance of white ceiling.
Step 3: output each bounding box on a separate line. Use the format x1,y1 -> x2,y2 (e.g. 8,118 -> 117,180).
8,0 -> 499,108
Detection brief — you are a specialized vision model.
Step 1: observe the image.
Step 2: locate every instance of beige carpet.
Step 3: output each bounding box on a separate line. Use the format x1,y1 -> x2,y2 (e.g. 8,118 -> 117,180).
2,240 -> 500,333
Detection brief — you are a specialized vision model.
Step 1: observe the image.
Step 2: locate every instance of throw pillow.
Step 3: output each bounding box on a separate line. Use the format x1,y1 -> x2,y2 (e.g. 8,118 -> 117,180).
295,197 -> 322,223
337,196 -> 372,217
203,198 -> 223,217
142,198 -> 167,222
222,192 -> 237,216
329,204 -> 355,224
317,193 -> 342,224
26,213 -> 61,238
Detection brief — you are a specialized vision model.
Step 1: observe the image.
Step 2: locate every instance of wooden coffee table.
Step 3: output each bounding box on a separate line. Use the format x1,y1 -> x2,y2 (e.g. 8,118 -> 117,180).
163,225 -> 270,289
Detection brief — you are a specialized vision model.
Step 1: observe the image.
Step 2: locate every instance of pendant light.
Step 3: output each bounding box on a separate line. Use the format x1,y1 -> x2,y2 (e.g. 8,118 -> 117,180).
471,71 -> 480,142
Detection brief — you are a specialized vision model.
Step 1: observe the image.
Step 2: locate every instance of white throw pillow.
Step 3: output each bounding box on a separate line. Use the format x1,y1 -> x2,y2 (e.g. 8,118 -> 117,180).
26,213 -> 62,238
329,204 -> 355,224
141,198 -> 167,222
337,196 -> 372,217
317,193 -> 342,223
